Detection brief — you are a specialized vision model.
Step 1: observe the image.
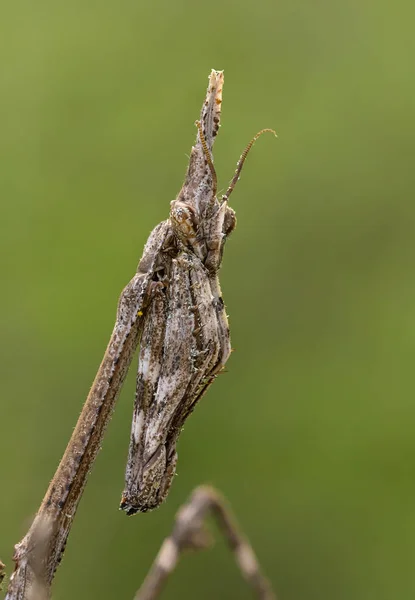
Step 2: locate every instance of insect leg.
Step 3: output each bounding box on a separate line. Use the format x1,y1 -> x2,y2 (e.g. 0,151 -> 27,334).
120,282 -> 168,514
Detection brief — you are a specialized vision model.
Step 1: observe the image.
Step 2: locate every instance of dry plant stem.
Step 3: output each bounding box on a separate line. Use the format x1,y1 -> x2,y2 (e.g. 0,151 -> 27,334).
135,486 -> 276,600
5,298 -> 149,600
6,225 -> 166,599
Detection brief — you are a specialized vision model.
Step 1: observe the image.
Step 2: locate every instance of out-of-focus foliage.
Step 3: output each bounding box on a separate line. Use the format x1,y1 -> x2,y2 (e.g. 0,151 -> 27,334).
1,1 -> 414,598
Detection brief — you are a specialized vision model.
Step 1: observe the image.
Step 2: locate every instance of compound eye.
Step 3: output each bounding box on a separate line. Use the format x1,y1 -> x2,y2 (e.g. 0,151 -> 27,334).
223,206 -> 237,236
170,201 -> 198,240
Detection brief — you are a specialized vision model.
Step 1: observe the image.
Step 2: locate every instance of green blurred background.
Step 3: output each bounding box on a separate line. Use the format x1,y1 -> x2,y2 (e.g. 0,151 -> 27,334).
1,0 -> 414,598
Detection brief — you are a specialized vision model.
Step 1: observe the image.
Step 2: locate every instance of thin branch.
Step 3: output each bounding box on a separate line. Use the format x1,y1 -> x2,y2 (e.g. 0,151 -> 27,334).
5,270 -> 154,600
134,485 -> 276,600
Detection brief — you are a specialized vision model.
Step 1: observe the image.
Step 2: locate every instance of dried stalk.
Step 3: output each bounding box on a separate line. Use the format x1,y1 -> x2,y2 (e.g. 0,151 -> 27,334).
5,313 -> 147,600
135,486 -> 276,600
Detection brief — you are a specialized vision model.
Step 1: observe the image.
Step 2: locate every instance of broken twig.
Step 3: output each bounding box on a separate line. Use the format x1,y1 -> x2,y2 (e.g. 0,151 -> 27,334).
134,486 -> 276,600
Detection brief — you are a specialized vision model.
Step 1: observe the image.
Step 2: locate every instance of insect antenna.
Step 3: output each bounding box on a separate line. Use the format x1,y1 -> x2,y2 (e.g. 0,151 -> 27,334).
222,128 -> 277,202
195,120 -> 217,197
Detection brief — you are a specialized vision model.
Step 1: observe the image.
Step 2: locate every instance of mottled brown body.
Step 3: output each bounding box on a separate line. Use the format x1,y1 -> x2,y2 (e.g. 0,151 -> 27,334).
121,71 -> 234,513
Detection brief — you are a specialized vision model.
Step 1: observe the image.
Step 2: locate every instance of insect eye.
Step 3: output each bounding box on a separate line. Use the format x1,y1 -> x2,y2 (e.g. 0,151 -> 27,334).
170,201 -> 197,239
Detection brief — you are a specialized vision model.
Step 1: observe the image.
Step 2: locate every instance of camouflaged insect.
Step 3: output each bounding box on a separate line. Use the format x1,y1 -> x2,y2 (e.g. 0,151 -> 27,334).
119,70 -> 275,513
